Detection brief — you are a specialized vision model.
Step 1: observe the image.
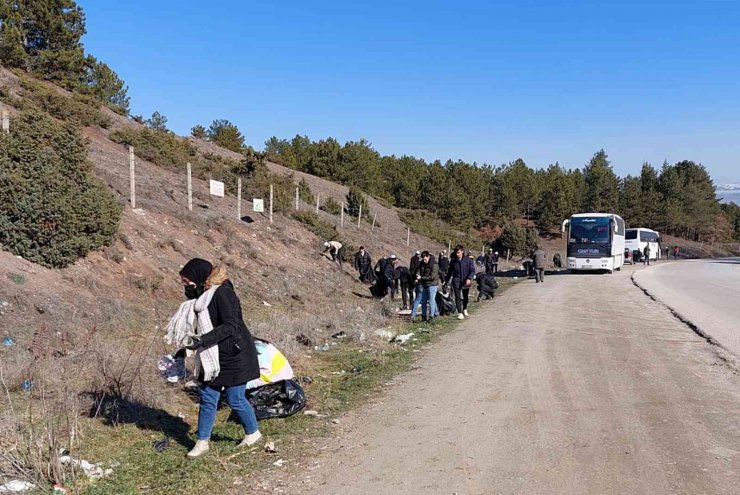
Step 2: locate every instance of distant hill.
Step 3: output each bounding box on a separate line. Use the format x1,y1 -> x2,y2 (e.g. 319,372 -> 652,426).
717,183 -> 740,204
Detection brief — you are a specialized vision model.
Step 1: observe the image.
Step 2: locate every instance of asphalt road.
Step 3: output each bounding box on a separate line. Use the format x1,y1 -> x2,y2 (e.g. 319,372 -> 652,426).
280,265 -> 740,494
633,258 -> 740,357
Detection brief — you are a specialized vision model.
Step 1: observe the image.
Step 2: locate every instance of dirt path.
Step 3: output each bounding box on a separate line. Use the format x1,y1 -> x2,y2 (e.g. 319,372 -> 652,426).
277,267 -> 740,494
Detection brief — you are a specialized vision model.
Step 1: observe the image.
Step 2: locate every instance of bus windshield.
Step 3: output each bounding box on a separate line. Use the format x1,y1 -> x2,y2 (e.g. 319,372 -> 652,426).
569,217 -> 611,244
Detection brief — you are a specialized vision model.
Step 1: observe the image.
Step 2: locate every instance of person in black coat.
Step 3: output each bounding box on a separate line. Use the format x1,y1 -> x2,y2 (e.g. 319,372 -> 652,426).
179,258 -> 262,458
353,246 -> 375,283
438,250 -> 450,284
392,260 -> 415,310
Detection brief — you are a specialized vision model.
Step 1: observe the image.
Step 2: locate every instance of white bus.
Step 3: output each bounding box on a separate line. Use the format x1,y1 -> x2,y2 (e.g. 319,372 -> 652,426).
562,213 -> 626,273
625,228 -> 661,262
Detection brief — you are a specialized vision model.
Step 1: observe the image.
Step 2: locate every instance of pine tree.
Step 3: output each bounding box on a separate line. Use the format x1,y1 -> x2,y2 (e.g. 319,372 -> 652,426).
145,111 -> 168,131
583,150 -> 619,212
191,125 -> 207,139
208,119 -> 245,153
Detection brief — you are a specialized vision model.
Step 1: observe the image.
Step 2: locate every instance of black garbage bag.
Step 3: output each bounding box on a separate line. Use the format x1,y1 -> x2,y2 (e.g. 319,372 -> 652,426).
436,289 -> 456,316
246,379 -> 306,420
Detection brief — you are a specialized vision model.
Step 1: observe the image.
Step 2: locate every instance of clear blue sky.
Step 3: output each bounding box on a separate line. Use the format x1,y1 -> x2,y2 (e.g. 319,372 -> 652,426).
81,1 -> 740,183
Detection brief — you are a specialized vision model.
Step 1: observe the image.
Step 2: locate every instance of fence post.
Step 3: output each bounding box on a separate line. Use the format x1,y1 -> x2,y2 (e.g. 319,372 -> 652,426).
128,146 -> 136,209
340,203 -> 344,228
371,211 -> 377,231
407,227 -> 410,247
1,105 -> 8,133
186,162 -> 192,211
269,184 -> 274,223
237,177 -> 242,219
357,204 -> 362,229
448,240 -> 451,254
507,248 -> 510,261
316,193 -> 320,214
295,187 -> 299,210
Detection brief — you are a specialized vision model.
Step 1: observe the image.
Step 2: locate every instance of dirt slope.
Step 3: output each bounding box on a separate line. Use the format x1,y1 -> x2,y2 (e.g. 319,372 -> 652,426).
0,68 -> 442,391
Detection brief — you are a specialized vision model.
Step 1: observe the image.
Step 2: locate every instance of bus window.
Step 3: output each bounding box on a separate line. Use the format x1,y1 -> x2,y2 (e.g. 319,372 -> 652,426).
626,230 -> 638,240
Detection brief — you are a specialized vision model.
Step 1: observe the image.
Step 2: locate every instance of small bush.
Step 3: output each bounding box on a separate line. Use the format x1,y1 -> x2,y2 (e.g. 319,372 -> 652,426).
292,211 -> 338,241
298,178 -> 314,204
17,77 -> 111,128
321,196 -> 342,215
345,186 -> 372,222
0,110 -> 121,268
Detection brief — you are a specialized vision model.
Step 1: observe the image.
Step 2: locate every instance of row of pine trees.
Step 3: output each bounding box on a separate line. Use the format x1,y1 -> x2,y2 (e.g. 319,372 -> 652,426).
264,137 -> 740,242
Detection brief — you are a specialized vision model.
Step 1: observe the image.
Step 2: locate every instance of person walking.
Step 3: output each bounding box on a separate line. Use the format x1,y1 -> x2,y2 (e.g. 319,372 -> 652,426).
643,243 -> 651,266
322,240 -> 343,267
167,258 -> 262,458
353,246 -> 374,283
532,246 -> 546,283
673,246 -> 680,259
445,244 -> 476,319
384,255 -> 397,299
411,251 -> 439,322
492,251 -> 499,273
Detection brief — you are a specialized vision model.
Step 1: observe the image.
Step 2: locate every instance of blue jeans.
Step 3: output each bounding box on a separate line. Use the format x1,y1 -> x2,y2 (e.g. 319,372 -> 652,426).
197,384 -> 259,440
424,285 -> 438,318
411,284 -> 424,319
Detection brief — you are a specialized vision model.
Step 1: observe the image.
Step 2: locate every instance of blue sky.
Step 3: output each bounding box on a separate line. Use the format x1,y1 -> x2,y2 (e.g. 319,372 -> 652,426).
81,1 -> 740,183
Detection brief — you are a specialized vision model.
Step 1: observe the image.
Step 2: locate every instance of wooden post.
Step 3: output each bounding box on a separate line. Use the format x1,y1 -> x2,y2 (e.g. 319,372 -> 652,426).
447,240 -> 451,254
371,211 -> 377,231
128,146 -> 136,209
357,204 -> 362,229
406,227 -> 410,247
269,184 -> 274,223
1,105 -> 8,133
316,193 -> 320,214
507,248 -> 511,261
186,162 -> 192,211
295,187 -> 299,210
340,203 -> 344,228
237,177 -> 242,219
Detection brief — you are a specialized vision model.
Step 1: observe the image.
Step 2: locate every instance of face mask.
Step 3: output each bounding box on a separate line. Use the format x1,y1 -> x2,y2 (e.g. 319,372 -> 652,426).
184,284 -> 204,300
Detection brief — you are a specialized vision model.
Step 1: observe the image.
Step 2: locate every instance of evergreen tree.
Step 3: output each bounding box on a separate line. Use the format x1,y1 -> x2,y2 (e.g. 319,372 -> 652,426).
83,56 -> 129,113
583,150 -> 619,212
618,175 -> 642,227
536,163 -> 580,231
208,119 -> 245,153
145,111 -> 168,131
190,124 -> 207,139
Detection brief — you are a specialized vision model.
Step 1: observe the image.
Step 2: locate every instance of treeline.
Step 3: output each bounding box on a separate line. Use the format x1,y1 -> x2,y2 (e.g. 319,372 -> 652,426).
0,0 -> 129,113
264,137 -> 740,242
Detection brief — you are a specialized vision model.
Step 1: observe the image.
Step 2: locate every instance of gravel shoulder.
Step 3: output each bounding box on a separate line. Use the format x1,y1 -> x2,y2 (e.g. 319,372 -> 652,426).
275,266 -> 740,494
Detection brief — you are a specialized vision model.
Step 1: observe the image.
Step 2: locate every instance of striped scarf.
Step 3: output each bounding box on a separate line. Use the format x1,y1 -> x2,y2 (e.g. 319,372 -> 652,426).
164,286 -> 220,382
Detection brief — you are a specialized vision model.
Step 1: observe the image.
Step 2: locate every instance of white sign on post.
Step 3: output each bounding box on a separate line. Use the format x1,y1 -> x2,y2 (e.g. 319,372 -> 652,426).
209,180 -> 225,197
253,199 -> 265,213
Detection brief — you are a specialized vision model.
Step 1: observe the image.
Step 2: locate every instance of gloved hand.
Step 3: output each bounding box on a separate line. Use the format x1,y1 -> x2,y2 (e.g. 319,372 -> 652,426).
184,336 -> 202,350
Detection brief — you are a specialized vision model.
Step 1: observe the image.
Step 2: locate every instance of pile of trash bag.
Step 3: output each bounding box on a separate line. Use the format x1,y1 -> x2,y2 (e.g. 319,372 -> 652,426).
246,338 -> 305,419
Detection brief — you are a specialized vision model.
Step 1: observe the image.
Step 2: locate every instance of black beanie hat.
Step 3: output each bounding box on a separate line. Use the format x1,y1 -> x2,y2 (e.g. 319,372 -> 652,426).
179,258 -> 212,285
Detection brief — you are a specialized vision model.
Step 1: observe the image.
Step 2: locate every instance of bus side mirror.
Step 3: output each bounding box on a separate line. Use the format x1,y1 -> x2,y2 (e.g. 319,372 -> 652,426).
614,223 -> 618,232
561,220 -> 569,233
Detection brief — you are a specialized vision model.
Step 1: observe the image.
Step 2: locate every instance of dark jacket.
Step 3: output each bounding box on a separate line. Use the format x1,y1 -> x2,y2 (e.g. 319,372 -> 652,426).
394,266 -> 413,287
354,251 -> 372,272
409,254 -> 420,275
416,258 -> 439,287
445,256 -> 476,288
484,253 -> 496,271
438,254 -> 450,274
533,249 -> 546,269
199,281 -> 260,388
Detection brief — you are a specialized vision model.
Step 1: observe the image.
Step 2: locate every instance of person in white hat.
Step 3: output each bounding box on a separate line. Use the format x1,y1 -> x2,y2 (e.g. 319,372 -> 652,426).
322,240 -> 343,267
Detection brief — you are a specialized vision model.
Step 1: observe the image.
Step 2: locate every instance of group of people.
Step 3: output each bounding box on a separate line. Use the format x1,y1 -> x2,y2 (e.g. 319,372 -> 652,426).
353,244 -> 499,322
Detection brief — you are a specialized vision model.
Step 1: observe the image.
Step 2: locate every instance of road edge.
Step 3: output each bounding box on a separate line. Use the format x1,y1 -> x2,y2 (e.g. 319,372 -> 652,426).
631,267 -> 740,369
